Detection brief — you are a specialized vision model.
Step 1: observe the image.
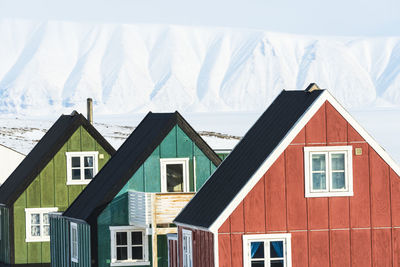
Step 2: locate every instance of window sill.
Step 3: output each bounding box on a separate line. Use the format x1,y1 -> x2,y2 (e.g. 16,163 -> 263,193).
305,191 -> 354,198
25,238 -> 50,243
111,261 -> 150,266
66,180 -> 92,185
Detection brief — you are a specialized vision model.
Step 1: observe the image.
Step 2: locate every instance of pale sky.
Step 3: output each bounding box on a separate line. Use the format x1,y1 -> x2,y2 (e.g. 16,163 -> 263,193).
0,0 -> 399,36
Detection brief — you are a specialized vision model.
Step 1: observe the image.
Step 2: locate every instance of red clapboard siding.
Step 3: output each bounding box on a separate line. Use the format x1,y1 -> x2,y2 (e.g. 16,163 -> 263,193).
218,234 -> 231,267
329,197 -> 349,229
306,103 -> 326,144
230,202 -> 244,233
326,102 -> 347,144
230,234 -> 242,267
390,169 -> 400,226
392,228 -> 400,266
307,197 -> 329,229
291,232 -> 308,267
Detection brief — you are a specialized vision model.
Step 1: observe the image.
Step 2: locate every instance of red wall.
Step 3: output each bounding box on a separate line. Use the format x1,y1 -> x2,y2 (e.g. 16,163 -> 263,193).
177,226 -> 214,267
217,102 -> 400,267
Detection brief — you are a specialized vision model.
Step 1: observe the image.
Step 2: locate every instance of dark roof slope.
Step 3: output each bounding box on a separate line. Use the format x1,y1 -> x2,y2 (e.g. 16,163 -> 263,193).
63,111 -> 221,223
175,89 -> 324,228
0,113 -> 116,207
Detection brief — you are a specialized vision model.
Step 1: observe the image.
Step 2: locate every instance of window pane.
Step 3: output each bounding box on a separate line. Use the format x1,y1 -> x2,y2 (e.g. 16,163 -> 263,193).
132,247 -> 143,260
84,156 -> 93,167
331,153 -> 345,170
271,260 -> 284,267
251,261 -> 265,267
312,154 -> 326,171
72,169 -> 81,180
166,164 -> 184,192
250,242 -> 264,259
43,225 -> 50,236
31,214 -> 40,224
71,157 -> 80,167
332,172 -> 346,189
312,173 -> 326,190
84,169 -> 93,180
270,241 -> 283,258
116,232 -> 127,245
117,247 -> 128,260
43,213 -> 49,224
31,226 -> 40,236
132,232 -> 142,245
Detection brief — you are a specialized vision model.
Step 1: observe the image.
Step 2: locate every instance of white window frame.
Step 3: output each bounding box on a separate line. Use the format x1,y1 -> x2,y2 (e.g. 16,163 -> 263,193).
25,207 -> 58,242
109,226 -> 149,266
243,233 -> 291,267
66,151 -> 99,185
304,146 -> 353,197
70,222 -> 79,263
182,229 -> 193,267
160,158 -> 190,193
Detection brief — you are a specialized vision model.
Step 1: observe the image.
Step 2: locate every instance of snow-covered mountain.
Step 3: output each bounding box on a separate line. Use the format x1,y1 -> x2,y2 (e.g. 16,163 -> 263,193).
1,19 -> 400,115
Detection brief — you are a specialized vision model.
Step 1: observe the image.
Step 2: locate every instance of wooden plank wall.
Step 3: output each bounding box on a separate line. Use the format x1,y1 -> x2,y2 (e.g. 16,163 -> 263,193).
13,126 -> 111,265
177,227 -> 214,267
216,102 -> 400,267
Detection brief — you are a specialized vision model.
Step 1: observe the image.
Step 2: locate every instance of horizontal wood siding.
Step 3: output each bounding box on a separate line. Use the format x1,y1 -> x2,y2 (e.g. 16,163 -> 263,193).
97,125 -> 218,266
177,227 -> 214,267
14,126 -> 111,265
216,101 -> 400,267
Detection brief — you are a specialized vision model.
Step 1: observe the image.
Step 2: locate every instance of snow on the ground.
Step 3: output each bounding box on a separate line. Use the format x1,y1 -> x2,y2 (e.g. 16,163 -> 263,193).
0,109 -> 399,165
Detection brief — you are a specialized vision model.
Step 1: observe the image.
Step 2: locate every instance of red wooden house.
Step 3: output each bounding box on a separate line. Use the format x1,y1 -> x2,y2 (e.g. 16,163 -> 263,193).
173,84 -> 400,267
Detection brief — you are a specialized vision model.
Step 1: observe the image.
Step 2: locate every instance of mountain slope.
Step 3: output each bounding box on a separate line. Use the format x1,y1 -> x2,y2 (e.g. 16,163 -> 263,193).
0,19 -> 400,115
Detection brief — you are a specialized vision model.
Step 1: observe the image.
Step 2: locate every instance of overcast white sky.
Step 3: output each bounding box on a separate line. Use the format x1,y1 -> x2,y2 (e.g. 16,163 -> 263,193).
0,0 -> 399,36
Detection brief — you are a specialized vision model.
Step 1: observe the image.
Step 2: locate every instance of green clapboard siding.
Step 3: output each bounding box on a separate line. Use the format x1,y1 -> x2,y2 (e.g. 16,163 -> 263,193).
0,206 -> 10,264
98,125 -> 218,266
13,126 -> 111,264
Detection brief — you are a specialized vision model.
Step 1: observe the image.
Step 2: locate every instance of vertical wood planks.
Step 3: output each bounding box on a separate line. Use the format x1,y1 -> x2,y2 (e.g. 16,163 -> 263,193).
244,177 -> 265,233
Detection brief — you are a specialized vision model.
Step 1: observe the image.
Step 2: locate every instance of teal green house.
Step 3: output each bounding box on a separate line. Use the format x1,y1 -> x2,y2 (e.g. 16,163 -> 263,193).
50,112 -> 222,267
0,112 -> 115,266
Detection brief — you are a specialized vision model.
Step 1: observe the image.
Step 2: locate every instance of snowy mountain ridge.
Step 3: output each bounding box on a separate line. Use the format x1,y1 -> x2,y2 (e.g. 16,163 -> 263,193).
1,19 -> 400,115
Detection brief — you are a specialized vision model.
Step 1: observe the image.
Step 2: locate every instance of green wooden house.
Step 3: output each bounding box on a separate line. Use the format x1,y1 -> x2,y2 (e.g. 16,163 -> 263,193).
0,112 -> 115,266
50,111 -> 222,267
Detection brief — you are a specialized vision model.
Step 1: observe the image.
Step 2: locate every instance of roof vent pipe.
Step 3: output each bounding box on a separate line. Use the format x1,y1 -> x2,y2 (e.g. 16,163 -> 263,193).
305,83 -> 320,92
87,98 -> 93,124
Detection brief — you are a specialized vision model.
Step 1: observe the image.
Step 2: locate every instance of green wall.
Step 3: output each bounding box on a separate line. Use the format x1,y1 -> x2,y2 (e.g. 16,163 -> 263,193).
0,206 -> 10,264
97,125 -> 218,267
13,126 -> 111,264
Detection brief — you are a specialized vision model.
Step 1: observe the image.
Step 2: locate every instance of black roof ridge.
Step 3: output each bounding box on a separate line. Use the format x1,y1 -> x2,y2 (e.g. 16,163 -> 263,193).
63,111 -> 221,223
0,113 -> 116,207
174,89 -> 324,228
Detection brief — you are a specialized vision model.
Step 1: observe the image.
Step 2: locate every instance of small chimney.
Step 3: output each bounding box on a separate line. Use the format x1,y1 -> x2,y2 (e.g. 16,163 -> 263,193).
305,83 -> 320,93
87,98 -> 93,124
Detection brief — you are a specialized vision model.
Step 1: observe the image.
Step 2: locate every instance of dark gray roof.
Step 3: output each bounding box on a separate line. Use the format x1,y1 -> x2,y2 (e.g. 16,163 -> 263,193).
0,113 -> 116,207
63,111 -> 221,224
175,89 -> 324,228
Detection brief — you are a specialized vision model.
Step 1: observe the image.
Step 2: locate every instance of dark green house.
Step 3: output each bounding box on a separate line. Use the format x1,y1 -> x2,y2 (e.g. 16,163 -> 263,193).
0,112 -> 115,266
51,112 -> 221,267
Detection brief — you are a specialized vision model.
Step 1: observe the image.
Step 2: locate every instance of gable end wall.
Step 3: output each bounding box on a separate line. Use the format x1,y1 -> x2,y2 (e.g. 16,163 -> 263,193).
216,101 -> 400,267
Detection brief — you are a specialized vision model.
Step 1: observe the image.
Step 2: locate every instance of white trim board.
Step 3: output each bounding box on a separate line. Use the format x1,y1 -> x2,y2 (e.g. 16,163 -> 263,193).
207,90 -> 400,234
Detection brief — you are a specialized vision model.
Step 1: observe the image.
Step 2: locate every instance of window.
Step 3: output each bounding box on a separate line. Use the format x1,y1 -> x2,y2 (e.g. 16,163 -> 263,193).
110,226 -> 149,266
304,146 -> 353,197
160,158 -> 189,193
25,208 -> 58,242
66,152 -> 99,185
70,222 -> 78,263
182,230 -> 193,267
243,234 -> 291,267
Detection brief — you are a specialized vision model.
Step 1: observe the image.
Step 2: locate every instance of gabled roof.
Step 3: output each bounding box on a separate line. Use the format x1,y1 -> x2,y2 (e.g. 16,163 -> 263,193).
0,113 -> 116,207
175,87 -> 400,232
63,111 -> 222,224
174,89 -> 325,229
